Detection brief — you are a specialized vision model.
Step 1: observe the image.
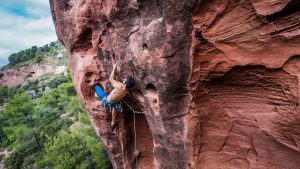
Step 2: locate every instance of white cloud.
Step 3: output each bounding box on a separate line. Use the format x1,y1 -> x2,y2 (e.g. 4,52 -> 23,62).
0,1 -> 57,66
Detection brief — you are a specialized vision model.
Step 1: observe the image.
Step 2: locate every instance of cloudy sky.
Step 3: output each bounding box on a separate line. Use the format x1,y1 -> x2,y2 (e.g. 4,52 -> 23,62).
0,0 -> 57,66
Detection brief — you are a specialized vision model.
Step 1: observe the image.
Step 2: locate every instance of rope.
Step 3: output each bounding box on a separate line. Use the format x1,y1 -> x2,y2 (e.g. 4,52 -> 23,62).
121,99 -> 138,169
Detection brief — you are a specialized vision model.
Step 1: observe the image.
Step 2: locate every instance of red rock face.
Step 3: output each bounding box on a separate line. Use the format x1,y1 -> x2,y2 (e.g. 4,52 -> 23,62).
50,0 -> 300,168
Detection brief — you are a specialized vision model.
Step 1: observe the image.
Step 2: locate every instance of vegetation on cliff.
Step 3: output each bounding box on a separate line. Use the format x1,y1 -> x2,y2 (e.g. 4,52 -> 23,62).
7,42 -> 56,66
1,41 -> 66,71
0,43 -> 111,169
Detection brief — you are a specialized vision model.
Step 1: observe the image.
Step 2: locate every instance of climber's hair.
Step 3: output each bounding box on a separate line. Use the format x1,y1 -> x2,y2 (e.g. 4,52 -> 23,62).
125,76 -> 135,89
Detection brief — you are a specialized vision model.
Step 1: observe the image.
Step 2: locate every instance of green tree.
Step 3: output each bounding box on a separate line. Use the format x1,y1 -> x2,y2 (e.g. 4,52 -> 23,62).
49,47 -> 58,56
49,42 -> 56,47
43,44 -> 50,53
43,131 -> 95,169
0,86 -> 9,105
2,92 -> 34,126
31,46 -> 38,54
35,107 -> 72,143
1,92 -> 40,169
72,123 -> 112,169
0,86 -> 19,148
7,45 -> 38,65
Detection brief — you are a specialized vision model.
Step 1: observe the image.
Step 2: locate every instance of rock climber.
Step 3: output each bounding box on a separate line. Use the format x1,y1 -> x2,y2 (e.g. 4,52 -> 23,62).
94,61 -> 135,128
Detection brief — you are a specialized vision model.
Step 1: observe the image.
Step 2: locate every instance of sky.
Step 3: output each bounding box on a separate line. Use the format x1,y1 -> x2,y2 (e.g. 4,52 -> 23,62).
0,0 -> 57,66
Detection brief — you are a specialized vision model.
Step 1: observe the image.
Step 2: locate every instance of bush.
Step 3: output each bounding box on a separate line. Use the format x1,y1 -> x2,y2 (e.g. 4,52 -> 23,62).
36,55 -> 43,63
59,83 -> 77,96
39,73 -> 53,81
2,92 -> 34,126
76,112 -> 90,125
43,74 -> 68,89
0,87 -> 21,106
42,131 -> 90,168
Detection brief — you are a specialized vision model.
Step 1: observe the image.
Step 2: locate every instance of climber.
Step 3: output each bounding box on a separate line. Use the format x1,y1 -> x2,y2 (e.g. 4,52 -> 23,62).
94,61 -> 135,128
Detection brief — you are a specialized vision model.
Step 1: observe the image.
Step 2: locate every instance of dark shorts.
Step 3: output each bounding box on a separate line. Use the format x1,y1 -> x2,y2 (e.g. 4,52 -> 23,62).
95,84 -> 122,112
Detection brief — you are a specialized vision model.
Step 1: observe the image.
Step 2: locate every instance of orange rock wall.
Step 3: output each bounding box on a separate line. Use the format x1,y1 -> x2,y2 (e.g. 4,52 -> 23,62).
50,0 -> 300,168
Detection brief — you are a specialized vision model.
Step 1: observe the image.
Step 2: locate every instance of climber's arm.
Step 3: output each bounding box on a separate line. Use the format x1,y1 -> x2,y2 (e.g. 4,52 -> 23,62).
109,62 -> 122,88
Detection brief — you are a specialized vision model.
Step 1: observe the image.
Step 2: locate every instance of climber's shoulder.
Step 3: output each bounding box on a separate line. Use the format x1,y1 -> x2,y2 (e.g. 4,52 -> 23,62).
110,79 -> 123,88
107,85 -> 128,102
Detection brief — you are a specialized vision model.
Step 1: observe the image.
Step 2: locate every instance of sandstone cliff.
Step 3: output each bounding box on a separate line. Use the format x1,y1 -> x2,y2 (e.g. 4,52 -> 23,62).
50,0 -> 300,168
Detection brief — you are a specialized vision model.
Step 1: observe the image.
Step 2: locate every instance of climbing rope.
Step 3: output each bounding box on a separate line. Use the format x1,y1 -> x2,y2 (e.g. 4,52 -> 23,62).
121,99 -> 138,169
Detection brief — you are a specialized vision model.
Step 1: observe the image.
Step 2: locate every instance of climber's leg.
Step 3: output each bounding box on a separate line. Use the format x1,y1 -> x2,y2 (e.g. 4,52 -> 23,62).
111,108 -> 118,128
111,103 -> 122,128
95,84 -> 108,100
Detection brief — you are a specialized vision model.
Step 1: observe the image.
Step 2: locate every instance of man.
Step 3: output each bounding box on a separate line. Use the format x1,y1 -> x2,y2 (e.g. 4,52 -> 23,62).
95,62 -> 135,128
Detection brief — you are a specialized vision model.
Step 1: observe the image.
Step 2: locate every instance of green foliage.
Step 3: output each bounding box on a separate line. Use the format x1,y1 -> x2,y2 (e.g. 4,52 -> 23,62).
50,42 -> 56,47
31,46 -> 38,53
49,47 -> 58,56
60,83 -> 77,96
35,107 -> 72,142
36,55 -> 43,63
7,42 -> 59,66
8,48 -> 35,65
2,92 -> 34,126
87,138 -> 112,169
3,151 -> 24,169
72,125 -> 112,169
39,73 -> 53,81
42,74 -> 68,89
42,44 -> 50,53
0,86 -> 19,106
66,68 -> 73,82
1,92 -> 39,168
0,86 -> 9,105
36,89 -> 64,113
42,128 -> 112,169
43,131 -> 91,168
1,81 -> 111,168
75,112 -> 90,125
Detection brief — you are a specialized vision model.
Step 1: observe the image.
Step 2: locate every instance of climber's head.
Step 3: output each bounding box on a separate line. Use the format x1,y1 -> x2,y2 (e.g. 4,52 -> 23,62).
123,76 -> 135,89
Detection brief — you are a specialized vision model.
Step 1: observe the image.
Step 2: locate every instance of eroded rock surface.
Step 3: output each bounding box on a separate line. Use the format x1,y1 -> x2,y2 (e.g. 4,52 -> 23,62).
50,0 -> 300,168
0,65 -> 66,87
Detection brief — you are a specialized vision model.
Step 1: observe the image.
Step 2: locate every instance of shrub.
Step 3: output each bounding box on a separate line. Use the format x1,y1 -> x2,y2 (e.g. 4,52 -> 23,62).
36,56 -> 43,63
43,74 -> 68,89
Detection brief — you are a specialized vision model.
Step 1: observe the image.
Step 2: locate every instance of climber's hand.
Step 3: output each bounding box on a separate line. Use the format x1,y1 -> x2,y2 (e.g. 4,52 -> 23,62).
112,62 -> 116,70
113,61 -> 120,72
112,58 -> 118,69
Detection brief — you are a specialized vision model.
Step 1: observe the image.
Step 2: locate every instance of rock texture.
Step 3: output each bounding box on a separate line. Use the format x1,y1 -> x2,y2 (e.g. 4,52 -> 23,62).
0,65 -> 66,87
50,0 -> 300,168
